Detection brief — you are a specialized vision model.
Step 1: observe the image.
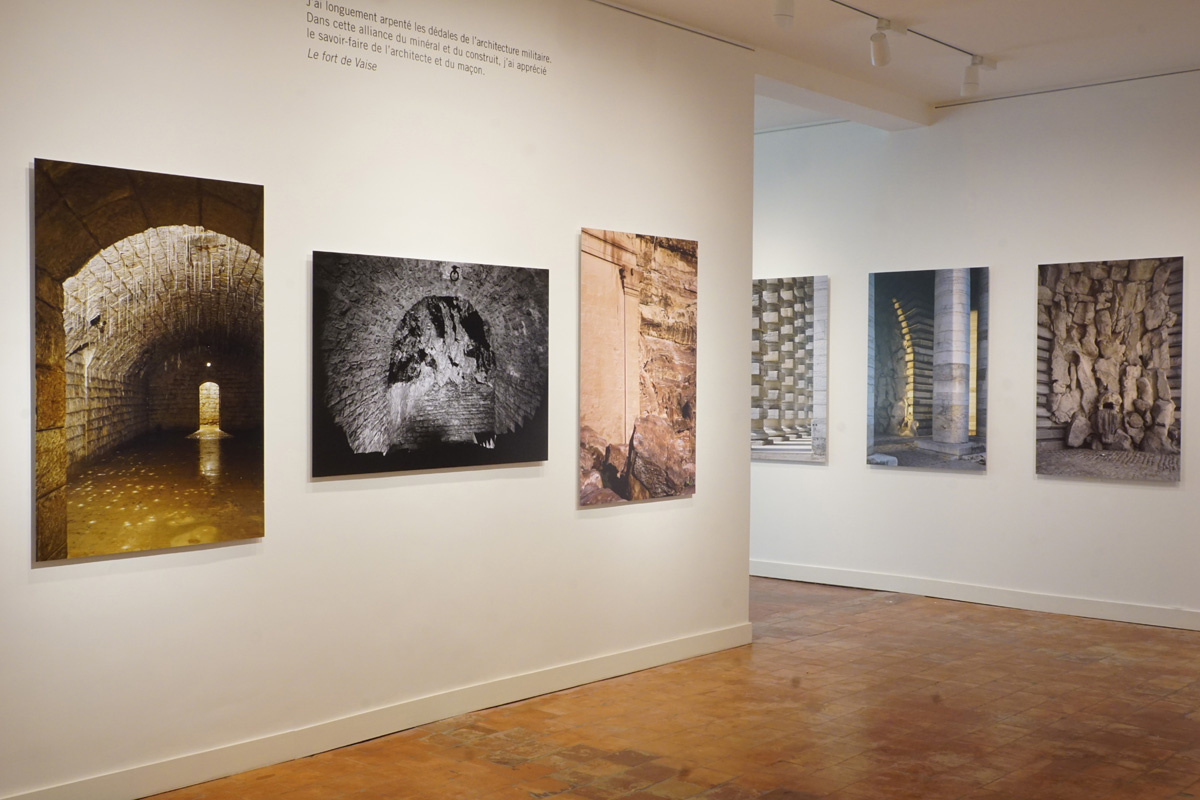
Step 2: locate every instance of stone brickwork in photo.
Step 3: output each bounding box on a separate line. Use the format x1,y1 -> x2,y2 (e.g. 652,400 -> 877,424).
1037,258 -> 1182,481
579,229 -> 697,505
867,268 -> 988,470
34,159 -> 264,561
312,253 -> 549,476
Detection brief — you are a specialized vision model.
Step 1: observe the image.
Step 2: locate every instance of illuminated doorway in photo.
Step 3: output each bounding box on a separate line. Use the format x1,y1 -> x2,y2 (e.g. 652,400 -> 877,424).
199,381 -> 220,430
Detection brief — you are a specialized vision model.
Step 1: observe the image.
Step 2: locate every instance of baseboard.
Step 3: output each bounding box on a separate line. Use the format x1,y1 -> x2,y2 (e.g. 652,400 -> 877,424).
750,559 -> 1200,631
6,622 -> 752,800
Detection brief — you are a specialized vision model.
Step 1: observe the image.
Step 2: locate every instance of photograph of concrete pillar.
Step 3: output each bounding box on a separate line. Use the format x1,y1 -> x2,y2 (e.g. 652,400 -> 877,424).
866,268 -> 989,471
34,159 -> 264,562
579,229 -> 697,505
751,276 -> 828,463
312,252 -> 548,477
1036,258 -> 1182,481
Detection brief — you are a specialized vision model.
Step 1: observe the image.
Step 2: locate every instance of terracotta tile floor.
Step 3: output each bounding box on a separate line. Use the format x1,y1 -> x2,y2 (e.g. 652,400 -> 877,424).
149,578 -> 1200,799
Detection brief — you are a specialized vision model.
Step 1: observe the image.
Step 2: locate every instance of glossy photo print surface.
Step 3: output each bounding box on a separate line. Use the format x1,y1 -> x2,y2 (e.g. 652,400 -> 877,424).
312,252 -> 549,477
1036,258 -> 1182,481
33,159 -> 265,562
866,267 -> 989,471
579,229 -> 697,506
751,275 -> 829,463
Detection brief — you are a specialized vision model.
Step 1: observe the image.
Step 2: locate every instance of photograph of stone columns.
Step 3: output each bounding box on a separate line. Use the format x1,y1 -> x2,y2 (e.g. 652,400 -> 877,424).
751,275 -> 828,463
579,229 -> 697,506
1036,258 -> 1182,481
34,159 -> 264,562
867,267 -> 989,471
312,253 -> 549,477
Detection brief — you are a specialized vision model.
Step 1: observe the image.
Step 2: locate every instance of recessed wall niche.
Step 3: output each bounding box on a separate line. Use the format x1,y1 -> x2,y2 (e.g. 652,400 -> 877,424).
33,159 -> 265,562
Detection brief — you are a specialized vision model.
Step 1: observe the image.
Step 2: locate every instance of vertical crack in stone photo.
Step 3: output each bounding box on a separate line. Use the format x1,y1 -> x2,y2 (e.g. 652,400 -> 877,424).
579,229 -> 697,506
866,268 -> 989,471
33,159 -> 265,562
312,253 -> 549,477
1036,258 -> 1183,481
751,276 -> 828,463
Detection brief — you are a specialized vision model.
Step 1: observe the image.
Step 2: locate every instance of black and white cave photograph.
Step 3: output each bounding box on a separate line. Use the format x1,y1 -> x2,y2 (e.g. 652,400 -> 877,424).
312,252 -> 549,477
33,159 -> 265,562
867,267 -> 989,471
1036,258 -> 1183,481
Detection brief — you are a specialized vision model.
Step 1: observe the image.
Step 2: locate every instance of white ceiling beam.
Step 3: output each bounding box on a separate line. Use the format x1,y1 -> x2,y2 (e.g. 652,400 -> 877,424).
755,49 -> 932,131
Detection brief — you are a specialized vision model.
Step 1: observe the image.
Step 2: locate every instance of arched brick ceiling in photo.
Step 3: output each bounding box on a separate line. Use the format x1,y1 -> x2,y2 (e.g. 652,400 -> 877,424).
35,159 -> 263,283
315,255 -> 548,455
63,226 -> 263,380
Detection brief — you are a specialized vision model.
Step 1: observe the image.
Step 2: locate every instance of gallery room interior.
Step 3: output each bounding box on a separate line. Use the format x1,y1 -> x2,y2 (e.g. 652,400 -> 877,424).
1,1 -> 1197,799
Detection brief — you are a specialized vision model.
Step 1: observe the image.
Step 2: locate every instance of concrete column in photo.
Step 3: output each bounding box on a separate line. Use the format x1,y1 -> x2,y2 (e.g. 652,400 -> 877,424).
932,268 -> 971,444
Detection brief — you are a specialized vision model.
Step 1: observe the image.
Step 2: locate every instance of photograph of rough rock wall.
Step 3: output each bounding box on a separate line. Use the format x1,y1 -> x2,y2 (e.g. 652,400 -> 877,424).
866,267 -> 989,471
312,252 -> 548,477
34,159 -> 264,562
751,275 -> 828,463
579,228 -> 697,505
1036,258 -> 1182,481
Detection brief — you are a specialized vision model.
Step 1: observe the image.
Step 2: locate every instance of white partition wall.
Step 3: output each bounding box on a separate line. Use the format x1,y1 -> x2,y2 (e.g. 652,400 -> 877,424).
0,2 -> 753,798
752,72 -> 1200,629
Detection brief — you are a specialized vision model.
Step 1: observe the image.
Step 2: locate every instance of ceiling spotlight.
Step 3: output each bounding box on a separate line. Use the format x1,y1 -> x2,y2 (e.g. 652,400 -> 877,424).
869,30 -> 889,67
869,19 -> 905,67
773,0 -> 795,30
961,55 -> 996,97
961,63 -> 979,96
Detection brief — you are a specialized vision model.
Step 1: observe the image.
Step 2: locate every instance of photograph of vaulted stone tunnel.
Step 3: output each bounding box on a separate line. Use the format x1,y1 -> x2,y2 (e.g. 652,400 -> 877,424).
579,229 -> 697,505
751,275 -> 829,463
866,267 -> 989,471
311,252 -> 549,477
33,159 -> 264,562
1036,258 -> 1182,481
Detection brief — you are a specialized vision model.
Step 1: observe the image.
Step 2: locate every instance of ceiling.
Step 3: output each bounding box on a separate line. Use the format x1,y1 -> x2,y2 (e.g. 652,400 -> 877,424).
598,0 -> 1200,131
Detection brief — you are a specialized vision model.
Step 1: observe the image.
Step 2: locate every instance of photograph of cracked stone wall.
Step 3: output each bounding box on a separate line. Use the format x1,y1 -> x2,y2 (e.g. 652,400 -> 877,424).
1036,258 -> 1182,481
751,275 -> 828,463
34,159 -> 264,562
579,229 -> 697,506
866,267 -> 989,471
312,252 -> 548,477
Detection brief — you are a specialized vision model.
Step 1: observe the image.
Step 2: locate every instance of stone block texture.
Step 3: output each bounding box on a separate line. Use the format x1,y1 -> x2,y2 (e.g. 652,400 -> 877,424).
579,229 -> 697,505
750,275 -> 828,461
1037,258 -> 1183,462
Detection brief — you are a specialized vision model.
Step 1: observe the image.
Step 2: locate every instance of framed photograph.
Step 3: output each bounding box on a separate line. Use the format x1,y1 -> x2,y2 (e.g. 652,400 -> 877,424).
1036,258 -> 1182,481
867,267 -> 989,471
312,252 -> 549,477
33,159 -> 264,561
579,229 -> 697,505
751,275 -> 828,463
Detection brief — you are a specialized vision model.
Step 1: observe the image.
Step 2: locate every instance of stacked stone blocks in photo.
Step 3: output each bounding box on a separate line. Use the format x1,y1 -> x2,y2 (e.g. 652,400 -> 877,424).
750,276 -> 827,459
872,277 -> 934,438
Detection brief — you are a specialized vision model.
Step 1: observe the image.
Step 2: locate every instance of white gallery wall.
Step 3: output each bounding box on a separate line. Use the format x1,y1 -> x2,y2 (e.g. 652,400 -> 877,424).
0,2 -> 753,798
752,71 -> 1200,628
